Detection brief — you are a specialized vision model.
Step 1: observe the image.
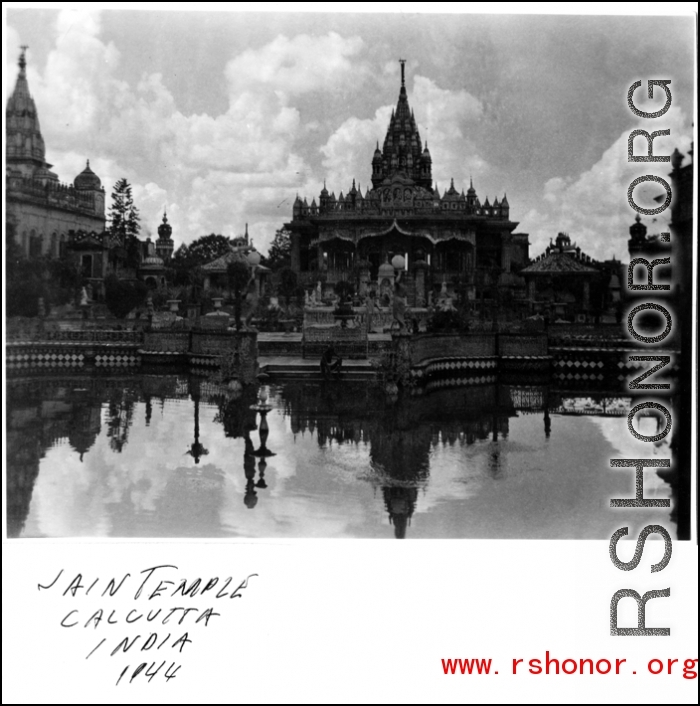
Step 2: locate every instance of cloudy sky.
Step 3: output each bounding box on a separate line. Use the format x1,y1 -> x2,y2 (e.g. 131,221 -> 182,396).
4,6 -> 695,259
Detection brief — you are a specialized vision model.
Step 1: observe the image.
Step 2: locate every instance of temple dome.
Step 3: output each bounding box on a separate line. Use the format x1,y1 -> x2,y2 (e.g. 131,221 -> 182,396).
378,258 -> 395,279
74,160 -> 101,190
157,211 -> 172,239
141,255 -> 164,269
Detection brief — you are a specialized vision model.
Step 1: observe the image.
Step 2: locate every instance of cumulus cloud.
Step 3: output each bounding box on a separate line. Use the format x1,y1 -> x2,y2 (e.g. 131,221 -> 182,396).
7,12 -> 369,254
520,107 -> 693,261
224,32 -> 365,98
320,105 -> 393,190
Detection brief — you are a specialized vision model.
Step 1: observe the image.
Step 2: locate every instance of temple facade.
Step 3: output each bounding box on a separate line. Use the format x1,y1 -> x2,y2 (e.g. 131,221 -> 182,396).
286,62 -> 529,307
5,49 -> 106,258
522,232 -> 625,321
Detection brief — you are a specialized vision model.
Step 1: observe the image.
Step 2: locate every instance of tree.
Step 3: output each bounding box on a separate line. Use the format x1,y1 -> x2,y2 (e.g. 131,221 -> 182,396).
171,234 -> 234,285
277,266 -> 304,312
262,228 -> 291,270
104,274 -> 147,319
174,234 -> 234,267
6,242 -> 84,317
109,178 -> 141,267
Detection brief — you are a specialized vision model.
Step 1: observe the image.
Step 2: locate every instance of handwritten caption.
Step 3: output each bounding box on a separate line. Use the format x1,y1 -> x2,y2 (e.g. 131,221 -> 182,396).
38,564 -> 258,685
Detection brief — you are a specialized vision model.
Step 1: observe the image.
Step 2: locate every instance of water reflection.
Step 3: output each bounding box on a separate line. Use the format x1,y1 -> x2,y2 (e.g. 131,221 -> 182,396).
5,372 -> 683,539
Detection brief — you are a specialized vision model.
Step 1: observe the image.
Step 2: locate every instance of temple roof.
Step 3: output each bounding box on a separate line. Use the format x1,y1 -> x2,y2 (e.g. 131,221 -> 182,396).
202,248 -> 270,274
521,251 -> 598,275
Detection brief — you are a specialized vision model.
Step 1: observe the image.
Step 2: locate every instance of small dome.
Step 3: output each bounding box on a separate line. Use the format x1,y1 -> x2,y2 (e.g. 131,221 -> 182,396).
378,258 -> 395,279
141,255 -> 164,269
157,211 -> 172,240
74,160 -> 101,190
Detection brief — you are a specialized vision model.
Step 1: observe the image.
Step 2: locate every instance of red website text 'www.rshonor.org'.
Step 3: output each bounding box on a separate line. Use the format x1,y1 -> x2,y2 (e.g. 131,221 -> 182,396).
441,654 -> 698,678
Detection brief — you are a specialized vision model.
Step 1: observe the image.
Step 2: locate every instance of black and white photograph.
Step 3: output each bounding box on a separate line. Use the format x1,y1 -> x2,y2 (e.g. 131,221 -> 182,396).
4,7 -> 695,541
3,5 -> 697,703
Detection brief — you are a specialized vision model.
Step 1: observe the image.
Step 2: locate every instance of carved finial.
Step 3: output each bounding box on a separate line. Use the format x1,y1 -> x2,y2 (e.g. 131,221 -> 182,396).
399,58 -> 406,86
19,45 -> 28,71
635,213 -> 641,223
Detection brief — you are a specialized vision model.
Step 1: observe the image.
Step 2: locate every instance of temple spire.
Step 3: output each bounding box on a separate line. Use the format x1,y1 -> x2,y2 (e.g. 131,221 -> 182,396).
399,58 -> 406,87
6,46 -> 50,174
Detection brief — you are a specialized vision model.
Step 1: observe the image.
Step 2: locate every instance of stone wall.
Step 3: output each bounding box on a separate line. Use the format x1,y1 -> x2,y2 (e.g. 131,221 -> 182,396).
143,331 -> 189,352
190,330 -> 258,382
498,334 -> 548,356
303,306 -> 430,333
410,333 -> 497,364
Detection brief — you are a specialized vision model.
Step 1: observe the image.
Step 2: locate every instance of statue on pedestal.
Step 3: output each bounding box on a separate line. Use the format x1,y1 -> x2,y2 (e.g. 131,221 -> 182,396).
436,277 -> 455,311
365,290 -> 378,333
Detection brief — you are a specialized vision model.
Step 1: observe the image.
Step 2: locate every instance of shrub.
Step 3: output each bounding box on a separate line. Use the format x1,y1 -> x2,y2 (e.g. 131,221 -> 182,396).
104,274 -> 148,319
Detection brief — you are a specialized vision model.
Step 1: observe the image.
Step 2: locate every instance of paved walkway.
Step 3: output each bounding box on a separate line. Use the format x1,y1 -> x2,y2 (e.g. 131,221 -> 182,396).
257,332 -> 392,343
259,356 -> 374,368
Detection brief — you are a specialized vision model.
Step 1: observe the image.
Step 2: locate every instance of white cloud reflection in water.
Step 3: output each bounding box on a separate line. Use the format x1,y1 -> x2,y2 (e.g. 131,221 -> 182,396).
23,395 -> 673,540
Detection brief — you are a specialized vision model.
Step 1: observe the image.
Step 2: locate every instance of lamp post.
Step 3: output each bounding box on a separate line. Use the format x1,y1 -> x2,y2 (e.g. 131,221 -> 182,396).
250,385 -> 275,458
391,254 -> 406,272
246,249 -> 261,268
245,383 -> 275,507
186,396 -> 209,464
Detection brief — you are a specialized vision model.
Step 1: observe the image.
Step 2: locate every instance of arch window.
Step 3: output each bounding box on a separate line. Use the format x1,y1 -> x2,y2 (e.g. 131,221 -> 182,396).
29,230 -> 42,258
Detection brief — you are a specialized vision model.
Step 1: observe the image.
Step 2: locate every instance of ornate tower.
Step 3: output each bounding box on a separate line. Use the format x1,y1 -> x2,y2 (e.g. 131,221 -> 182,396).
370,60 -> 433,190
5,47 -> 56,181
156,209 -> 174,263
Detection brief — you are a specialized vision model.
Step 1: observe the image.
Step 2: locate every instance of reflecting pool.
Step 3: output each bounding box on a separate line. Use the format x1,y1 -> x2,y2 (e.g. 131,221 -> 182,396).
6,373 -> 678,539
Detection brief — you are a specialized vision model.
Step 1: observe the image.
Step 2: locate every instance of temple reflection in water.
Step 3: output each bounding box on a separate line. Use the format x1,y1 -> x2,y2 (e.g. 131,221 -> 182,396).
6,371 -> 678,540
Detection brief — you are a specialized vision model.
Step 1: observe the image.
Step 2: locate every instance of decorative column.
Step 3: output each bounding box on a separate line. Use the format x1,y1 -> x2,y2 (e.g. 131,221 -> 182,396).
501,234 -> 512,273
